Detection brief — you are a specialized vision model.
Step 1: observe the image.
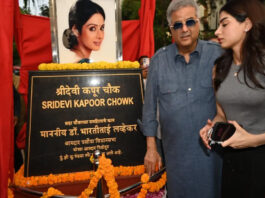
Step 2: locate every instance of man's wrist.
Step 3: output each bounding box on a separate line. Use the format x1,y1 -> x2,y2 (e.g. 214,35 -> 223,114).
146,136 -> 157,150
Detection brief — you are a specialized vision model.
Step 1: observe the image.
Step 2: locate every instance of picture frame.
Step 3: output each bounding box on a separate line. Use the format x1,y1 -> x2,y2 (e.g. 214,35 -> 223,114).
49,0 -> 123,63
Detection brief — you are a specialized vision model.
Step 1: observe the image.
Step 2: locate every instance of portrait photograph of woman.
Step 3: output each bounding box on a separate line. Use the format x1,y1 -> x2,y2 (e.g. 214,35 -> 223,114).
51,0 -> 121,63
62,0 -> 105,63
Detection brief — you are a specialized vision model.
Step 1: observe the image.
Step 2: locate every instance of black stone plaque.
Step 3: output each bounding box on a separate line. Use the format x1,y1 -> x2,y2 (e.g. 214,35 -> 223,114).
25,69 -> 146,176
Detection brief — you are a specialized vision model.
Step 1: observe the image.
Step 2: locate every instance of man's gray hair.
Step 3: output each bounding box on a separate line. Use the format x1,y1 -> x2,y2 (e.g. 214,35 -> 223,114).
166,0 -> 199,25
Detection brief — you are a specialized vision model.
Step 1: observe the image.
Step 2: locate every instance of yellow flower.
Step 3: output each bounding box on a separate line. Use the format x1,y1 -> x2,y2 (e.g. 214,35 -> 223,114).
38,61 -> 140,71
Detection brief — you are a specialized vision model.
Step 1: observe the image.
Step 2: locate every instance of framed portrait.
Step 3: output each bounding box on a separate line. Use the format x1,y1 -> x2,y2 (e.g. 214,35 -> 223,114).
49,0 -> 122,63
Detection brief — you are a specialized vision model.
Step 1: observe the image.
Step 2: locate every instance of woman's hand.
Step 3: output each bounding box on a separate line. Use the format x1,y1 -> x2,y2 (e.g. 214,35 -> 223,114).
221,121 -> 258,149
200,119 -> 214,150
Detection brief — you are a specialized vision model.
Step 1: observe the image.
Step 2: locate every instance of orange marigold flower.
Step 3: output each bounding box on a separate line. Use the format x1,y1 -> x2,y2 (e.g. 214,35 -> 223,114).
133,165 -> 145,175
8,187 -> 14,198
141,173 -> 149,183
142,183 -> 149,189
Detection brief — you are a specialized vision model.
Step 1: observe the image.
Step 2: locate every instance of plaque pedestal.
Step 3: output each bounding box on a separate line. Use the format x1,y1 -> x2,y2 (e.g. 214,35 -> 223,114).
12,175 -> 141,197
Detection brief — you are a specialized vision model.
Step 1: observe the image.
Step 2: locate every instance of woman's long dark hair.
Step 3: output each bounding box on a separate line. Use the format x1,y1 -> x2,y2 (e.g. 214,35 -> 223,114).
214,0 -> 265,90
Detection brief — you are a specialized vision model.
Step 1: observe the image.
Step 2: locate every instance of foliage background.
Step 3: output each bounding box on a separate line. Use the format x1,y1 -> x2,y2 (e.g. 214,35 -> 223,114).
122,0 -> 172,51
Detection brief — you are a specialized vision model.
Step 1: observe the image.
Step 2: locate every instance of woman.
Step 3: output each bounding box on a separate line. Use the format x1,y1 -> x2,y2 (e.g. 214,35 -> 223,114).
62,0 -> 105,63
199,0 -> 265,197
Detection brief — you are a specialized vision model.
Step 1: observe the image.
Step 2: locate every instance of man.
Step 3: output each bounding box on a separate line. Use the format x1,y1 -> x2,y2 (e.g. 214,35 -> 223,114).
141,0 -> 223,197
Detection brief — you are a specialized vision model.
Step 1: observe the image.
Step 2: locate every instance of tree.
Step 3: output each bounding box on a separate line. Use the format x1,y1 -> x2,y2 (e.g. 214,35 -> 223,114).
122,0 -> 172,51
21,0 -> 48,16
122,0 -> 141,20
154,0 -> 172,50
22,0 -> 35,10
40,4 -> 49,17
20,6 -> 31,15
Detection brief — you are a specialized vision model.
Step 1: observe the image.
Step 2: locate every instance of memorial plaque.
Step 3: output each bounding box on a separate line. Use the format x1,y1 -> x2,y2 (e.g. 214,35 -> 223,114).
25,69 -> 146,176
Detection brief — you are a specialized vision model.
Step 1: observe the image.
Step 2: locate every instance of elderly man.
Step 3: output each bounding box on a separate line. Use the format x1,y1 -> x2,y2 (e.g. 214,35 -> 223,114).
141,0 -> 223,197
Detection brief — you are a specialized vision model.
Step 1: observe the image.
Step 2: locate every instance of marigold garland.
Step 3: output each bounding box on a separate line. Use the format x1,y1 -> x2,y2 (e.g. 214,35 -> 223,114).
79,154 -> 120,198
40,187 -> 64,198
8,178 -> 14,198
79,168 -> 102,198
137,172 -> 167,198
137,174 -> 150,198
12,157 -> 166,198
13,164 -> 145,188
8,188 -> 14,198
38,61 -> 140,71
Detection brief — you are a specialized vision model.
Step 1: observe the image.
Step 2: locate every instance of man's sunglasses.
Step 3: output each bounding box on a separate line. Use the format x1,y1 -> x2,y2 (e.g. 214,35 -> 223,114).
170,18 -> 199,30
